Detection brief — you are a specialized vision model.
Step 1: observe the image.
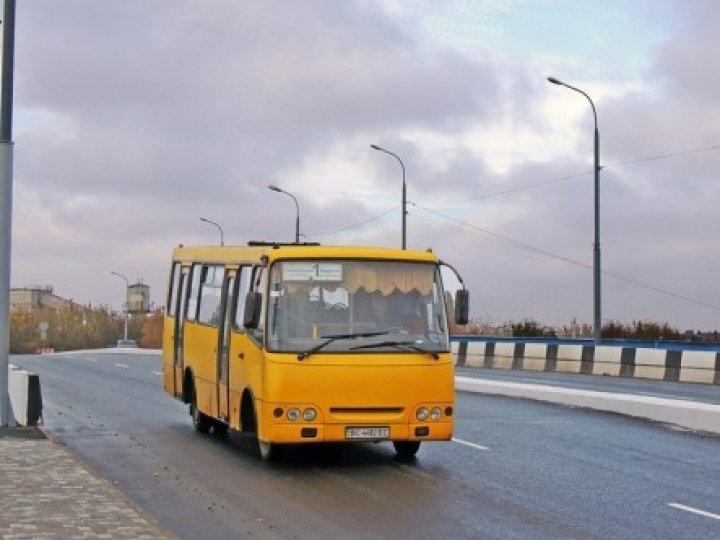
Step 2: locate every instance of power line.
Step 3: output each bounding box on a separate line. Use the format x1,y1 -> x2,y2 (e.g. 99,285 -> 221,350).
462,171 -> 590,202
423,143 -> 720,207
411,202 -> 720,312
307,206 -> 397,237
604,144 -> 720,168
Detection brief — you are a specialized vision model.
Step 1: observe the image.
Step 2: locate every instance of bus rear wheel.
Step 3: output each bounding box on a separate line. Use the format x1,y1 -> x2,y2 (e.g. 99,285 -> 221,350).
190,387 -> 212,433
393,440 -> 421,459
212,420 -> 229,435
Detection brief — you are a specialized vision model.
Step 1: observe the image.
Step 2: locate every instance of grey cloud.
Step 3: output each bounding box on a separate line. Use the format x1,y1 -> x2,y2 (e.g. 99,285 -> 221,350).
9,1 -> 720,330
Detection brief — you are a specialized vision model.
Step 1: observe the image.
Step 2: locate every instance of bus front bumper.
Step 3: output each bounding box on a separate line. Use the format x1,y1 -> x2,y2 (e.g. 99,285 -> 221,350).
261,421 -> 453,444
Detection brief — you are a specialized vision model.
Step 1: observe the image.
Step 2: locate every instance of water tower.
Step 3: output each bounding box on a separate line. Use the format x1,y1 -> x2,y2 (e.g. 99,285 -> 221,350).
126,281 -> 150,314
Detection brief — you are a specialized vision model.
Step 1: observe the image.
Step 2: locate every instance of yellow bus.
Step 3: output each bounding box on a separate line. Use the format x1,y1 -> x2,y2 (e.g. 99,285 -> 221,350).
163,242 -> 469,460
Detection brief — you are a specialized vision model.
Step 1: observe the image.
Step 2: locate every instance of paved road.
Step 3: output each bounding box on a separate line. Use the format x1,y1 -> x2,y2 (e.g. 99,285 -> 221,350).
13,351 -> 720,539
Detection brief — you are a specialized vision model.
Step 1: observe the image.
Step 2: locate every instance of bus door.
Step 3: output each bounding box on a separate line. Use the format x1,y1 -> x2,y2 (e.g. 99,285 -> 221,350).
173,265 -> 193,398
217,270 -> 236,423
228,265 -> 263,430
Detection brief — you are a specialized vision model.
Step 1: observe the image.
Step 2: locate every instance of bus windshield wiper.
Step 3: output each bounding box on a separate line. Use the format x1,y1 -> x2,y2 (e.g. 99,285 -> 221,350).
297,331 -> 389,360
349,340 -> 440,360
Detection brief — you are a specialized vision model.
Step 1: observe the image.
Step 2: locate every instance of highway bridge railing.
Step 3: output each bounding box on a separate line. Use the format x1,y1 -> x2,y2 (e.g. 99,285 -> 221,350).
450,336 -> 720,385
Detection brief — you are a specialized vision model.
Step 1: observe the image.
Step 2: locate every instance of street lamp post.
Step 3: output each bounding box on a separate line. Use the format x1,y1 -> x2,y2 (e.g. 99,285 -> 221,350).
199,217 -> 225,246
268,184 -> 300,243
0,0 -> 15,427
548,76 -> 602,344
370,144 -> 406,250
110,271 -> 129,341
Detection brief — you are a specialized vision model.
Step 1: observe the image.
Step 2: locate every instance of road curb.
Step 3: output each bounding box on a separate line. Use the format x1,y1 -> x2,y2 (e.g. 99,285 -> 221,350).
456,376 -> 720,435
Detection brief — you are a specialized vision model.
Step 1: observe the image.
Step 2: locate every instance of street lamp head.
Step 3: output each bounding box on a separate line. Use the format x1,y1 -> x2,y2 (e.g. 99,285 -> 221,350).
267,184 -> 300,243
110,271 -> 129,285
547,76 -> 563,85
369,143 -> 407,250
198,217 -> 225,246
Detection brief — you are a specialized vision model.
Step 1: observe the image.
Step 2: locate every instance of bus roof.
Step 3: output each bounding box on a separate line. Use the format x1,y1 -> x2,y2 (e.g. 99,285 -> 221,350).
171,243 -> 440,265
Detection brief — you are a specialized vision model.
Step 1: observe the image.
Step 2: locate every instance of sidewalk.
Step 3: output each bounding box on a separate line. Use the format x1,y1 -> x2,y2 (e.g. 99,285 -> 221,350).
0,427 -> 173,539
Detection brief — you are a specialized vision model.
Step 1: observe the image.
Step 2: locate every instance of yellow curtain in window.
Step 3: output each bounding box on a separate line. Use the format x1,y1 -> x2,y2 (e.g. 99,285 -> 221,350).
343,262 -> 433,295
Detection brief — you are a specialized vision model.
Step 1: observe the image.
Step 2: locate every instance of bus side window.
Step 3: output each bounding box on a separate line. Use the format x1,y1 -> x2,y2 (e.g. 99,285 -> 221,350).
167,262 -> 181,318
233,266 -> 252,332
247,266 -> 265,343
186,263 -> 202,322
197,264 -> 225,326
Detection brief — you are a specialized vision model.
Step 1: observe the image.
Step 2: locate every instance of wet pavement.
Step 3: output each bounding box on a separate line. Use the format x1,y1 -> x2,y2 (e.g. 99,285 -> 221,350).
0,427 -> 173,539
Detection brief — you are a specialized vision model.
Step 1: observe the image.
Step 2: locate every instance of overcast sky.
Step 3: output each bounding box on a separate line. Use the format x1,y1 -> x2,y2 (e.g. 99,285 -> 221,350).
8,0 -> 720,331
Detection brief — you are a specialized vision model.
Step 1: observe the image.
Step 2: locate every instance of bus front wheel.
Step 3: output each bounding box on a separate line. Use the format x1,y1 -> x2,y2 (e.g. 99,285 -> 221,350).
257,439 -> 285,462
190,386 -> 212,433
393,440 -> 421,459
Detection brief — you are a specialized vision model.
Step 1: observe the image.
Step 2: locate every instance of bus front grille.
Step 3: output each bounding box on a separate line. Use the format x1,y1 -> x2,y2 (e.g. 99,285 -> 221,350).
330,407 -> 404,414
328,407 -> 405,422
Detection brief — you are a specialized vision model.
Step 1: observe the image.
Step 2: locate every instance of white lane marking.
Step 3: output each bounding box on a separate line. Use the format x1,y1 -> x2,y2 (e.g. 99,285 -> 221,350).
152,371 -> 163,376
452,437 -> 490,451
668,503 -> 720,521
86,357 -> 98,362
115,363 -> 129,369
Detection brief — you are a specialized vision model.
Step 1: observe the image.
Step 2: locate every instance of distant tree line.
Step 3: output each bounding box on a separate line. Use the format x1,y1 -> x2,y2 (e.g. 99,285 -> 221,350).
10,305 -> 163,354
454,316 -> 719,343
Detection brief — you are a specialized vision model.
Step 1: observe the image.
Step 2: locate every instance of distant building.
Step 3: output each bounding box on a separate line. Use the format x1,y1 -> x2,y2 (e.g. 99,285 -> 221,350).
10,286 -> 72,311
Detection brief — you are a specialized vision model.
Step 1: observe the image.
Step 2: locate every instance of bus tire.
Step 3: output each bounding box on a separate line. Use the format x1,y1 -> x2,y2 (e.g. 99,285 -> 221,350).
393,440 -> 421,459
212,420 -> 229,435
190,385 -> 212,433
257,439 -> 284,462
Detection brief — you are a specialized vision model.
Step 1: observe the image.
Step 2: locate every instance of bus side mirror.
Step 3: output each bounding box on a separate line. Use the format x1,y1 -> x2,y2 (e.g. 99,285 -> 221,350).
455,289 -> 469,326
243,292 -> 262,329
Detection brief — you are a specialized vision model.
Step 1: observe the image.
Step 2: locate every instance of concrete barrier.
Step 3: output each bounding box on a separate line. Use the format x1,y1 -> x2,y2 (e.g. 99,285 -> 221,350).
592,346 -> 623,377
678,351 -> 718,384
453,340 -> 720,385
8,364 -> 43,426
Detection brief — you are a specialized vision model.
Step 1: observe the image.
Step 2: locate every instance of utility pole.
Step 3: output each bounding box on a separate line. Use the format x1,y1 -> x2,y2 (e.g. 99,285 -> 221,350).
548,76 -> 602,344
0,0 -> 17,426
370,144 -> 407,249
110,272 -> 130,341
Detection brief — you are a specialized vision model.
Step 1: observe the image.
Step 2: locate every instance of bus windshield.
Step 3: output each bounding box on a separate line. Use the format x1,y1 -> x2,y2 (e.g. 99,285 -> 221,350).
266,259 -> 450,355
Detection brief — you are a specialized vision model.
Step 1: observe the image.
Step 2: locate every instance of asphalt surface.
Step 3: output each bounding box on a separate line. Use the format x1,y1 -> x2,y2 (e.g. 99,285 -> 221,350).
10,351 -> 720,539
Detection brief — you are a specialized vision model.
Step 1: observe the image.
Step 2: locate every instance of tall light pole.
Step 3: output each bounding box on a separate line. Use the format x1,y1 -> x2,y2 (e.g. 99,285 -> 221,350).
199,217 -> 225,246
370,144 -> 406,250
268,184 -> 300,243
110,271 -> 129,341
0,0 -> 16,427
548,76 -> 602,344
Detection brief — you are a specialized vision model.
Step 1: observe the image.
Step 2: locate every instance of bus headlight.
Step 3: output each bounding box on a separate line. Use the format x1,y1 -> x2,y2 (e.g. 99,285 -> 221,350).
302,408 -> 317,422
430,407 -> 442,420
416,407 -> 430,421
287,408 -> 301,422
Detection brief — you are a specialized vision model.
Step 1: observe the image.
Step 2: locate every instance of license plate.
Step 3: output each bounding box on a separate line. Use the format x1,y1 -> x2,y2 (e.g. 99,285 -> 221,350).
345,426 -> 390,440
